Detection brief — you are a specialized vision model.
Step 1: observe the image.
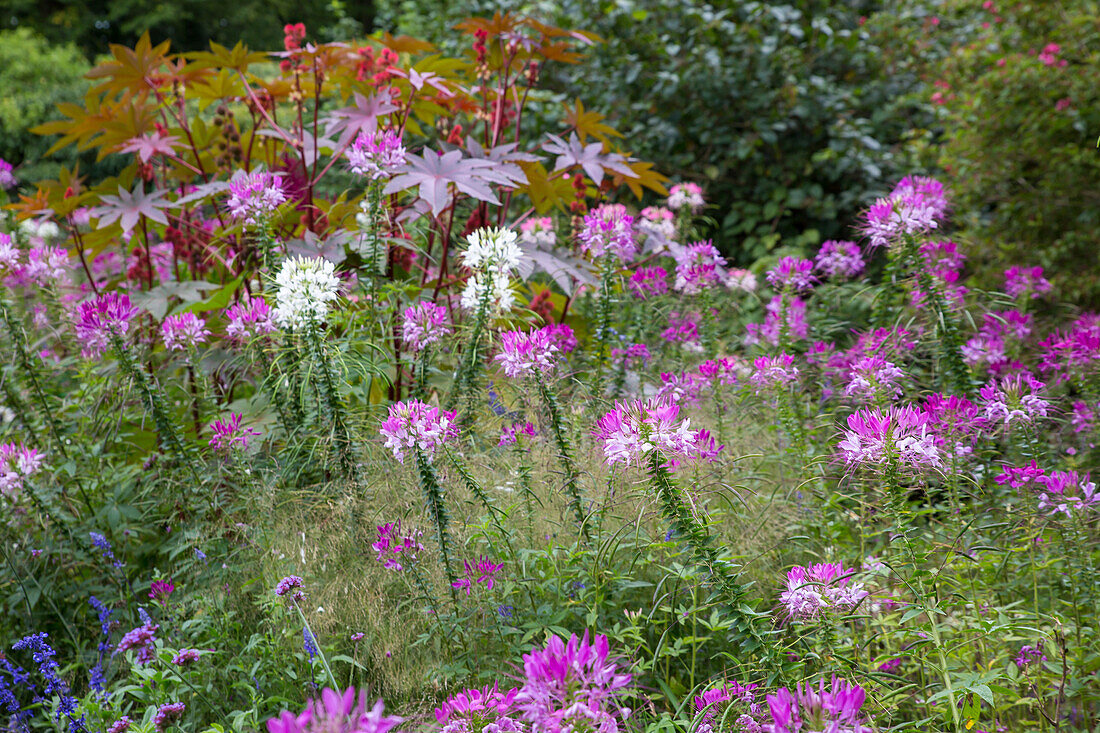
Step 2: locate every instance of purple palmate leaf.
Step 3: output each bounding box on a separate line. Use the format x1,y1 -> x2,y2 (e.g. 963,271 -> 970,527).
542,132 -> 637,184
384,149 -> 502,216
91,183 -> 172,234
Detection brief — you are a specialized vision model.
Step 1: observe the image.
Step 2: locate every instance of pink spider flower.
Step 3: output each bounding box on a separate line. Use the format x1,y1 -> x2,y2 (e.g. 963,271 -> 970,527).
452,556 -> 505,595
378,400 -> 459,464
694,681 -> 762,733
749,354 -> 800,393
780,563 -> 867,621
844,355 -> 906,401
0,442 -> 44,497
372,521 -> 424,571
499,421 -> 537,447
1004,266 -> 1052,299
837,406 -> 941,469
726,268 -> 758,293
74,292 -> 139,358
543,323 -> 577,353
435,684 -> 521,733
611,343 -> 650,369
208,413 -> 261,451
629,266 -> 669,299
495,327 -> 560,379
577,204 -> 636,263
766,256 -> 815,292
520,217 -> 556,247
636,206 -> 676,250
922,393 -> 987,455
674,240 -> 727,294
814,240 -> 865,280
514,632 -> 633,733
994,460 -> 1046,490
766,676 -> 872,733
161,312 -> 211,351
225,298 -> 276,341
978,371 -> 1049,429
593,397 -> 720,466
661,312 -> 701,347
668,182 -> 705,212
226,171 -> 286,225
1035,470 -> 1099,518
1037,314 -> 1100,380
744,296 -> 808,347
891,175 -> 949,219
266,688 -> 403,733
861,185 -> 942,249
23,246 -> 71,286
0,158 -> 16,189
401,301 -> 449,352
0,232 -> 19,272
346,130 -> 406,179
1070,400 -> 1098,433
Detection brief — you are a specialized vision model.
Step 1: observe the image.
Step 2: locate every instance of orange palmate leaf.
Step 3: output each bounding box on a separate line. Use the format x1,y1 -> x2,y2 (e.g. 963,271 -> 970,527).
86,32 -> 173,97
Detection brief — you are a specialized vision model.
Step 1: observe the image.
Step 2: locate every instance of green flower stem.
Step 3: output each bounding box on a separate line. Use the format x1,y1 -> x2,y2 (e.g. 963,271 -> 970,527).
304,321 -> 354,472
291,599 -> 337,689
448,281 -> 492,414
536,372 -> 588,539
592,258 -> 616,397
414,448 -> 459,604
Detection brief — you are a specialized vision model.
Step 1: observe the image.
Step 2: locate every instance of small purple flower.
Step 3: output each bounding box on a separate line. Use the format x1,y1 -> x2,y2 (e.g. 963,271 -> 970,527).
674,240 -> 727,294
749,353 -> 800,393
227,171 -> 286,225
12,633 -> 85,732
1004,265 -> 1052,299
161,312 -> 211,351
401,301 -> 449,352
347,130 -> 406,179
265,688 -> 403,733
978,371 -> 1049,429
372,522 -> 424,571
0,158 -> 17,189
153,702 -> 185,732
499,421 -> 536,447
115,623 -> 159,666
172,649 -> 202,666
225,298 -> 276,341
89,531 -> 123,569
107,717 -> 132,733
208,413 -> 261,451
628,266 -> 669,298
814,240 -> 865,280
838,406 -> 941,469
0,442 -> 44,498
452,556 -> 505,595
1015,643 -> 1046,670
495,327 -> 561,379
275,576 -> 306,601
779,563 -> 867,622
149,579 -> 175,603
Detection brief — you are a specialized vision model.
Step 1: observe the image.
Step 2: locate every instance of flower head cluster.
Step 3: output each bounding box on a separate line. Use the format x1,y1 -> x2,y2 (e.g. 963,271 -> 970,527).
636,206 -> 676,250
661,312 -> 701,351
978,371 -> 1049,429
1015,643 -> 1045,670
749,354 -> 800,394
499,421 -> 537,447
766,676 -> 871,733
1037,314 -> 1100,381
694,682 -> 762,733
149,579 -> 174,603
378,400 -> 459,464
74,292 -> 139,358
273,256 -> 341,330
726,269 -> 757,293
744,296 -> 808,347
208,413 -> 260,451
837,406 -> 941,469
275,576 -> 306,601
668,182 -> 704,212
922,393 -> 986,455
0,158 -> 16,189
372,521 -> 424,571
107,717 -> 132,733
891,175 -> 949,219
1070,400 -> 1098,434
161,313 -> 211,352
495,326 -> 561,379
153,702 -> 185,732
514,632 -> 632,733
543,323 -> 577,353
612,343 -> 651,369
962,310 -> 1031,374
0,442 -> 44,497
460,227 -> 523,313
594,397 -> 721,466
172,650 -> 202,666
1035,470 -> 1099,518
629,266 -> 669,299
0,232 -> 18,273
674,240 -> 727,294
401,301 -> 449,352
267,688 -> 403,733
766,257 -> 815,292
1004,265 -> 1052,299
577,204 -> 636,263
519,217 -> 555,248
862,177 -> 946,249
452,556 -> 505,595
779,563 -> 867,621
814,240 -> 865,280
346,130 -> 406,179
23,246 -> 71,287
435,684 -> 522,733
844,355 -> 907,401
227,171 -> 286,225
225,298 -> 276,341
116,623 -> 160,665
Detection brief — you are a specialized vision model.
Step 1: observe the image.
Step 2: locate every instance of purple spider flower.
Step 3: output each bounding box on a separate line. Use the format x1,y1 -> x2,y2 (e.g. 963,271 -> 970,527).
594,397 -> 721,466
347,130 -> 406,179
495,327 -> 560,379
577,204 -> 636,263
225,298 -> 276,341
837,406 -> 941,469
1036,470 -> 1099,518
766,256 -> 815,292
844,355 -> 907,401
779,563 -> 867,622
499,421 -> 537,447
401,301 -> 449,352
814,240 -> 865,280
0,158 -> 16,189
766,676 -> 871,733
435,684 -> 521,733
372,521 -> 424,571
1004,266 -> 1052,299
378,400 -> 459,464
629,266 -> 669,299
452,556 -> 505,595
978,371 -> 1049,429
74,292 -> 139,358
266,688 -> 403,733
161,312 -> 211,352
226,171 -> 286,226
674,240 -> 727,294
749,354 -> 800,393
0,442 -> 44,498
208,413 -> 261,451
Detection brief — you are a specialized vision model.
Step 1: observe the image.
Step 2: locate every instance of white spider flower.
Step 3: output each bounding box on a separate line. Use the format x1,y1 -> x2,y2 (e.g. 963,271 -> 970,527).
273,256 -> 341,330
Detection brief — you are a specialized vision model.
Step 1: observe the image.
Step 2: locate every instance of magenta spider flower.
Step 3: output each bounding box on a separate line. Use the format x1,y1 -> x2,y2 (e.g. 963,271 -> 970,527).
494,327 -> 560,379
227,170 -> 286,225
0,158 -> 16,189
744,296 -> 808,347
208,413 -> 260,451
161,312 -> 211,351
1037,314 -> 1100,381
766,676 -> 872,733
891,175 -> 948,218
861,177 -> 944,248
514,632 -> 632,733
346,129 -> 406,179
1070,400 -> 1097,433
978,371 -> 1049,429
74,292 -> 139,358
844,355 -> 907,401
1003,265 -> 1052,299
499,421 -> 536,447
694,681 -> 762,733
23,246 -> 71,286
594,397 -> 720,466
401,301 -> 449,352
452,556 -> 505,595
674,240 -> 727,294
372,521 -> 424,571
837,406 -> 941,469
149,579 -> 175,603
266,688 -> 403,733
0,442 -> 44,497
668,182 -> 704,212
543,323 -> 577,353
661,311 -> 701,348
779,563 -> 867,621
814,240 -> 865,280
1035,470 -> 1099,518
154,702 -> 186,732
994,460 -> 1046,490
435,684 -> 521,733
225,298 -> 276,341
629,266 -> 669,298
766,256 -> 815,292
749,354 -> 800,393
611,343 -> 650,369
0,232 -> 18,272
116,623 -> 160,665
923,393 -> 986,455
378,400 -> 459,464
577,204 -> 636,263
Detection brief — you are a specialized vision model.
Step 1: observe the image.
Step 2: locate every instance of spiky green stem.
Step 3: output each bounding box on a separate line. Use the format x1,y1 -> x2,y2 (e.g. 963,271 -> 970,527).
415,448 -> 458,603
448,282 -> 492,415
304,321 -> 354,473
536,372 -> 588,538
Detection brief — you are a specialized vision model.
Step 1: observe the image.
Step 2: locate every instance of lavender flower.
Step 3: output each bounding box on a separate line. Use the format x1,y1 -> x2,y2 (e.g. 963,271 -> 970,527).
227,171 -> 286,225
401,302 -> 449,352
577,204 -> 636,263
814,240 -> 865,280
378,400 -> 459,464
1015,643 -> 1046,669
837,406 -> 941,469
766,676 -> 871,733
266,688 -> 403,733
106,717 -> 132,733
346,130 -> 406,179
153,702 -> 185,732
494,327 -> 560,379
88,597 -> 113,698
372,521 -> 424,571
89,532 -> 123,569
74,292 -> 138,358
766,256 -> 815,292
161,312 -> 211,351
115,623 -> 159,666
674,240 -> 727,294
225,298 -> 276,341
